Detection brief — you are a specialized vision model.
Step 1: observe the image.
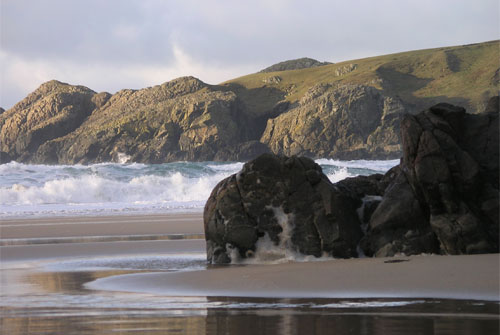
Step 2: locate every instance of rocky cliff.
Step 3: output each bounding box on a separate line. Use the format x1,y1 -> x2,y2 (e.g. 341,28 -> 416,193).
0,81 -> 100,162
1,41 -> 497,164
1,77 -> 265,164
33,77 -> 254,164
261,84 -> 405,159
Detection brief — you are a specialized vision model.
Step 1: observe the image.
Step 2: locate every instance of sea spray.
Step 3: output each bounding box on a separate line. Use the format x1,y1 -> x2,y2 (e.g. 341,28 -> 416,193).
0,159 -> 398,218
231,206 -> 333,264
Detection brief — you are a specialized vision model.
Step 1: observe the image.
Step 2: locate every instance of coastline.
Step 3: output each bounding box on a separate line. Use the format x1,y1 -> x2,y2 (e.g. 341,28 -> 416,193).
1,213 -> 499,302
86,253 -> 500,301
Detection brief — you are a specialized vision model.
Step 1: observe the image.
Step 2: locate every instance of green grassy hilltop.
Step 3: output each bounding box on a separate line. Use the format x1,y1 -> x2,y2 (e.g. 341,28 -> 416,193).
1,40 -> 498,163
224,40 -> 499,115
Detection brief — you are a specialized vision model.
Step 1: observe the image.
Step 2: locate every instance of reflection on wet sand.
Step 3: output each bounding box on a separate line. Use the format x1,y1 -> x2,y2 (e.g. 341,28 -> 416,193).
1,213 -> 498,335
2,312 -> 207,335
2,266 -> 499,335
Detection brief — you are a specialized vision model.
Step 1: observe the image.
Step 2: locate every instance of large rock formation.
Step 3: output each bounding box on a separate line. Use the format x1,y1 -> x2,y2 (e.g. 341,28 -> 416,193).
362,101 -> 499,256
34,77 -> 254,164
1,77 -> 262,164
1,79 -> 409,164
204,153 -> 363,264
0,81 -> 101,162
204,101 -> 499,263
261,84 -> 406,159
1,41 -> 497,164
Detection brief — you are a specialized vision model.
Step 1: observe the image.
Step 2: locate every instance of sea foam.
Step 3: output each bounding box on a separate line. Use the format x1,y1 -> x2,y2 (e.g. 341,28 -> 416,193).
0,159 -> 398,218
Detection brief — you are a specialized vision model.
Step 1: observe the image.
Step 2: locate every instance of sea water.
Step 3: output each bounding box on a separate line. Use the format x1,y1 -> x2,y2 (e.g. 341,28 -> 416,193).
0,159 -> 399,218
1,159 -> 499,335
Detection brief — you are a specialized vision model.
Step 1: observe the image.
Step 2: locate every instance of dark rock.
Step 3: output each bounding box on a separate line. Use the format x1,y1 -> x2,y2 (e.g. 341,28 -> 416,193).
0,151 -> 12,164
205,101 -> 499,263
362,101 -> 499,256
204,153 -> 363,264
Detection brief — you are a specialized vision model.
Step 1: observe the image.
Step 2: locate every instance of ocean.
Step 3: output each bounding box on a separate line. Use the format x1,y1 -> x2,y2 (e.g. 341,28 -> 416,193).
2,159 -> 497,335
0,159 -> 399,218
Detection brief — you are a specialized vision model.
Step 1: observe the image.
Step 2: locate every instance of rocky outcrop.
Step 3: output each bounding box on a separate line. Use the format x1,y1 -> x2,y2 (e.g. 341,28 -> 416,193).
362,101 -> 499,256
0,78 -> 408,164
204,153 -> 363,264
335,64 -> 357,76
1,42 -> 496,165
2,77 -> 263,164
261,84 -> 406,159
259,57 -> 332,73
204,101 -> 499,263
0,80 -> 100,162
38,77 -> 254,164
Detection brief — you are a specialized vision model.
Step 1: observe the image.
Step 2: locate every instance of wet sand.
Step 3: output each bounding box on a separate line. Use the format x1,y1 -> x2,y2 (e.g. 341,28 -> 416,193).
0,213 -> 206,262
1,214 -> 499,334
2,213 -> 499,301
0,213 -> 204,239
87,253 -> 500,301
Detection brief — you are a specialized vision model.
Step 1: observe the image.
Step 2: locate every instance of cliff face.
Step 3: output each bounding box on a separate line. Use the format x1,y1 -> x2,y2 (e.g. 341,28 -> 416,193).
1,79 -> 406,163
33,77 -> 254,164
1,41 -> 498,164
0,80 -> 101,162
260,84 -> 406,159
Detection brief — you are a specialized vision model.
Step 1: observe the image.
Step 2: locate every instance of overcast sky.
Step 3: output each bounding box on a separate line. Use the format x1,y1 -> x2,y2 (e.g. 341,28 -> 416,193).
1,0 -> 498,108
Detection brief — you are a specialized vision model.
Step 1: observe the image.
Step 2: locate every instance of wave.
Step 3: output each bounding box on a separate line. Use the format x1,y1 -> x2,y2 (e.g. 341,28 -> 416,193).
0,159 -> 398,218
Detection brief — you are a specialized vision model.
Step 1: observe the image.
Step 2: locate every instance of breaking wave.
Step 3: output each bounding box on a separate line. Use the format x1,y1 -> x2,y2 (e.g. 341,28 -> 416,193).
0,159 -> 398,218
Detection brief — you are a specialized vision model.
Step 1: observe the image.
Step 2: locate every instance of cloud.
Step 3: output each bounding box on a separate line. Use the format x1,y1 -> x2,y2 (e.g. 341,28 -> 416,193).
1,0 -> 498,108
0,44 -> 257,108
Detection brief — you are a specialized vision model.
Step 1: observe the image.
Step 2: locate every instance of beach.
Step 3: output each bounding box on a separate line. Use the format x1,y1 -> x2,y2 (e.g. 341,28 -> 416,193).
1,213 -> 499,334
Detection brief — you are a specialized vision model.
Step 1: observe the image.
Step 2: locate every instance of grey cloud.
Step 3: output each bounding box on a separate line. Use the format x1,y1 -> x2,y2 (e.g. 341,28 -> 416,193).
0,0 -> 498,108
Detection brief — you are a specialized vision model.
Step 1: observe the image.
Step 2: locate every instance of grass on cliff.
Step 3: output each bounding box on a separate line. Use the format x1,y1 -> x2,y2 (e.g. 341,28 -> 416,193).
222,40 -> 499,114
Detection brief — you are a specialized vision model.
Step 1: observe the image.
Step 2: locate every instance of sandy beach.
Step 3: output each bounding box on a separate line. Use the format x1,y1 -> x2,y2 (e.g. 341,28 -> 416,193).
1,213 -> 499,335
0,213 -> 206,262
1,213 -> 498,301
86,253 -> 500,301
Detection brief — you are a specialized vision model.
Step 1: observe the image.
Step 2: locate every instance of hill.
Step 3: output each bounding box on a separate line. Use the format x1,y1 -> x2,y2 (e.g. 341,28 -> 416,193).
0,40 -> 498,164
259,57 -> 332,73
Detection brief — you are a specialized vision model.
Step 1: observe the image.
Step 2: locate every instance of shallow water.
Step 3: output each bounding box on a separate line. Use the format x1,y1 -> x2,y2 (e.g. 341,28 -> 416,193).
1,252 -> 498,335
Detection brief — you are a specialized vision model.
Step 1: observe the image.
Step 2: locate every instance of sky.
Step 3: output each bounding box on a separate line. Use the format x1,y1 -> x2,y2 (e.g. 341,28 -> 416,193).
0,0 -> 498,109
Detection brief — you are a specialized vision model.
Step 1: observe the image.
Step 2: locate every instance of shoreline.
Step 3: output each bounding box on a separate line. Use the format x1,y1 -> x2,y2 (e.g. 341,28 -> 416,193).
85,253 -> 500,301
1,213 -> 499,302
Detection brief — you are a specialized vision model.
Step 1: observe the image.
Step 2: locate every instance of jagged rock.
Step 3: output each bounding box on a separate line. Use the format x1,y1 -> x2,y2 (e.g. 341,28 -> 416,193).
260,84 -> 406,159
204,153 -> 363,264
6,77 -> 257,164
1,42 -> 496,165
259,57 -> 332,73
262,76 -> 282,84
0,80 -> 98,162
362,101 -> 499,256
205,101 -> 499,263
335,64 -> 357,76
0,107 -> 5,115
